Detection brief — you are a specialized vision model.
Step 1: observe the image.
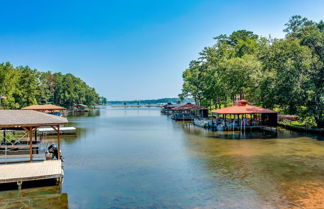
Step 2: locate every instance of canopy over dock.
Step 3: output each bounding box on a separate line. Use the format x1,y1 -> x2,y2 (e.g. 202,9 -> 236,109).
0,110 -> 67,128
161,103 -> 180,114
0,110 -> 67,160
172,103 -> 207,111
212,100 -> 277,114
22,104 -> 66,112
74,104 -> 87,108
212,100 -> 278,126
172,103 -> 208,118
161,103 -> 173,108
0,110 -> 67,189
278,115 -> 299,121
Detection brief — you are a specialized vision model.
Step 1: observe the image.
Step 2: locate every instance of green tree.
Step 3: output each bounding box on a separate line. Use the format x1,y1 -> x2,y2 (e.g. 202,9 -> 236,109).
0,62 -> 21,109
284,16 -> 324,127
13,66 -> 40,108
259,38 -> 312,114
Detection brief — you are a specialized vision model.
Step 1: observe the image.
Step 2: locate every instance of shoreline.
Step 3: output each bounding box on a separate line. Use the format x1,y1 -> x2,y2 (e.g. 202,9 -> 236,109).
278,122 -> 324,135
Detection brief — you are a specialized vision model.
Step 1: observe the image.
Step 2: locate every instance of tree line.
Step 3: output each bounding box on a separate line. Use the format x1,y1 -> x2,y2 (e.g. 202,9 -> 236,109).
108,98 -> 194,105
179,16 -> 324,128
0,62 -> 102,109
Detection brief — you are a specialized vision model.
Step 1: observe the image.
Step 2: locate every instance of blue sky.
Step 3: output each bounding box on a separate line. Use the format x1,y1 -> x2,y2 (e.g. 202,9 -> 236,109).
0,0 -> 323,100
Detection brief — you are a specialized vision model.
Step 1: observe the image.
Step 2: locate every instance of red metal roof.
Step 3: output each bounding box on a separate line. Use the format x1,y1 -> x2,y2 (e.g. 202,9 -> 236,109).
172,103 -> 207,110
74,104 -> 87,108
22,104 -> 66,110
211,100 -> 277,114
162,103 -> 173,108
278,115 -> 298,121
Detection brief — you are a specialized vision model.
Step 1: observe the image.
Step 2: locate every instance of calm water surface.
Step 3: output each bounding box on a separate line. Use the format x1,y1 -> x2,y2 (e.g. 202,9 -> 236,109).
1,107 -> 324,209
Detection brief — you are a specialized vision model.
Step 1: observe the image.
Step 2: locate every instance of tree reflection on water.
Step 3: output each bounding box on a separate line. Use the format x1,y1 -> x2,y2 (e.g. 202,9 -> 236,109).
0,184 -> 68,209
181,123 -> 324,208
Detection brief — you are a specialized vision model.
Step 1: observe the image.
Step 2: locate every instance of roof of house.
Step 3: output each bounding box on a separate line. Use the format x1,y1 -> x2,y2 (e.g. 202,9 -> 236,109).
211,100 -> 277,114
0,110 -> 68,128
162,103 -> 180,108
161,103 -> 173,108
172,103 -> 207,111
22,104 -> 66,110
278,115 -> 299,120
74,104 -> 87,108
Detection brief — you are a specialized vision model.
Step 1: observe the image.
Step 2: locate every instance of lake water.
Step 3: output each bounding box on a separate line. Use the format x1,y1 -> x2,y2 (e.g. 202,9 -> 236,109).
1,107 -> 324,209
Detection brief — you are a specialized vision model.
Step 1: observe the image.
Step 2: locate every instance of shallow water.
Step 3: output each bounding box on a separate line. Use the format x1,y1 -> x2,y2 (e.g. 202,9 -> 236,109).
1,107 -> 324,208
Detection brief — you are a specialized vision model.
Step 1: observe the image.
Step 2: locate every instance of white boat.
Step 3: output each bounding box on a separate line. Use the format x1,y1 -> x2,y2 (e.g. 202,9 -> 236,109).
193,118 -> 212,128
216,124 -> 225,131
37,127 -> 77,135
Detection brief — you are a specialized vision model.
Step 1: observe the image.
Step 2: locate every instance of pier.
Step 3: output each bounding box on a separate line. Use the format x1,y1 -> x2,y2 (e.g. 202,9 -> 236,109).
0,160 -> 63,189
0,110 -> 68,189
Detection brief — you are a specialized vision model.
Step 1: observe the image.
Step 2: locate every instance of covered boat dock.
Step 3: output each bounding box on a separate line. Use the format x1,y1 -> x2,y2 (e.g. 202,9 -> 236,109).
161,103 -> 180,114
0,110 -> 68,189
22,104 -> 77,135
171,103 -> 208,121
22,104 -> 66,115
211,100 -> 278,131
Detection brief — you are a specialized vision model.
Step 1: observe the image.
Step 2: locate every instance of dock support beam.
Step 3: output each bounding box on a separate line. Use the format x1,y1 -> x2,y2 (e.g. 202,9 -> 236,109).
22,127 -> 34,162
29,128 -> 33,162
17,181 -> 22,190
58,125 -> 61,160
51,125 -> 61,160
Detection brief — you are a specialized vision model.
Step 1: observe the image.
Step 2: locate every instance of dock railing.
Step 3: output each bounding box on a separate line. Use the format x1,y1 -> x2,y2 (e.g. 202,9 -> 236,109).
0,143 -> 46,164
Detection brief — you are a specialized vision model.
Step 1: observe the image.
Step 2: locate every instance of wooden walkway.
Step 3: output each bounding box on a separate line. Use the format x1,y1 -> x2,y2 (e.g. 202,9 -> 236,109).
0,160 -> 63,185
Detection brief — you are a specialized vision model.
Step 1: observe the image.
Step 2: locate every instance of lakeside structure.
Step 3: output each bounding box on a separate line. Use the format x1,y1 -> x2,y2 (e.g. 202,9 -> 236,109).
0,110 -> 67,189
160,103 -> 180,115
22,104 -> 76,135
73,104 -> 89,112
22,104 -> 66,116
211,100 -> 278,131
170,103 -> 208,121
166,100 -> 278,131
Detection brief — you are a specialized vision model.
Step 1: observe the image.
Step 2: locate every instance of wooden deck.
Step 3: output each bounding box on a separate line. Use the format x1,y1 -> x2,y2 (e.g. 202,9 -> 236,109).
0,160 -> 63,184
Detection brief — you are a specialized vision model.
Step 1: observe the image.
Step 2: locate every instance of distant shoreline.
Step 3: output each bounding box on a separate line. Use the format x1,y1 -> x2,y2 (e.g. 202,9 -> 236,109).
108,98 -> 194,106
109,104 -> 161,108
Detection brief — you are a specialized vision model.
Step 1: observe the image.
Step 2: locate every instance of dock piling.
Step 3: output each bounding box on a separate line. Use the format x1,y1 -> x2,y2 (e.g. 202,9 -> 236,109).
17,181 -> 22,190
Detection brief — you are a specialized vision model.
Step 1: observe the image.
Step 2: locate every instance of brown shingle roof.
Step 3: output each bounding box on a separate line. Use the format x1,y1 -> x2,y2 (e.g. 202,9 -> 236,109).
0,110 -> 68,128
22,104 -> 66,110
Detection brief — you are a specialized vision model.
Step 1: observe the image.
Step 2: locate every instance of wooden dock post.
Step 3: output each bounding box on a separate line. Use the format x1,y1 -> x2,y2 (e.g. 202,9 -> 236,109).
51,125 -> 61,160
17,181 -> 22,190
58,125 -> 61,160
29,128 -> 33,162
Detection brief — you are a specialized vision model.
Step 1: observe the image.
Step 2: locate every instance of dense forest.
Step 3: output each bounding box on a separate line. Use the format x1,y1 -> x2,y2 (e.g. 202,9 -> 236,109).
179,16 -> 324,128
0,62 -> 102,109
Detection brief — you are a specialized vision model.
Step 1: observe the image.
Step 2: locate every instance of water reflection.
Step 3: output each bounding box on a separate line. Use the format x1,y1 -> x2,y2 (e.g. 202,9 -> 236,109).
0,185 -> 68,209
182,124 -> 323,141
67,109 -> 101,118
181,123 -> 324,208
0,108 -> 323,208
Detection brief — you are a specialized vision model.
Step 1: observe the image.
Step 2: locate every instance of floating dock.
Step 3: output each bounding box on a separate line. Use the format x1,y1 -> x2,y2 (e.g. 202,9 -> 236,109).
0,160 -> 63,189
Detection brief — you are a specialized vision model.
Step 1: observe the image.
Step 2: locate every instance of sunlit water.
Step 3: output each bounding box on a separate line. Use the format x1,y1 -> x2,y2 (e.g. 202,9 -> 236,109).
1,107 -> 324,209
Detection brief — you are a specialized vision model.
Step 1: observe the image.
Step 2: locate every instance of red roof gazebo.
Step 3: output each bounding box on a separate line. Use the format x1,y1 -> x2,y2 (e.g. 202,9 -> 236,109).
212,100 -> 278,126
212,100 -> 276,114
